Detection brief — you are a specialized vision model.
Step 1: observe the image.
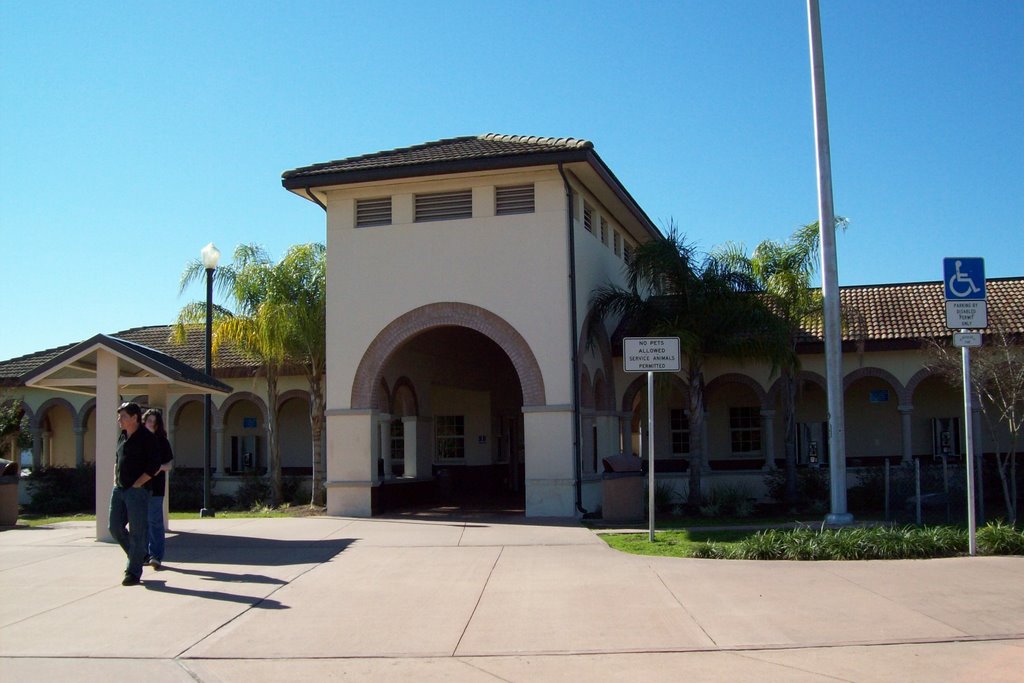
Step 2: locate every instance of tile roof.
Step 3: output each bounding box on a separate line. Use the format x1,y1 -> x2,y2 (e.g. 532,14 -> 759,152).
282,134 -> 593,180
798,277 -> 1024,344
0,325 -> 260,385
3,278 -> 1021,385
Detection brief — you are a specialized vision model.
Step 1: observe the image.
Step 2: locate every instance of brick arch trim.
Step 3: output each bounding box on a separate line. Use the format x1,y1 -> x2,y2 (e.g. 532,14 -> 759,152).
766,370 -> 827,406
277,389 -> 311,413
351,302 -> 547,409
704,373 -> 768,408
30,396 -> 77,431
620,373 -> 689,413
843,367 -> 908,404
168,394 -> 222,430
578,308 -> 617,412
390,377 -> 420,417
76,398 -> 96,430
219,391 -> 270,426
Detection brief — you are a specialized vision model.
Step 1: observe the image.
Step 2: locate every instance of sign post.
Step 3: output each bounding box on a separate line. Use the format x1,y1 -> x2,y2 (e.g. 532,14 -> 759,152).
623,337 -> 681,541
943,257 -> 986,556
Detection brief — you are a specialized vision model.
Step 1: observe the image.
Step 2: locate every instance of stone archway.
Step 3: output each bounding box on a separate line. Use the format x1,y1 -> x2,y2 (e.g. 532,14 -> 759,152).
351,302 -> 546,410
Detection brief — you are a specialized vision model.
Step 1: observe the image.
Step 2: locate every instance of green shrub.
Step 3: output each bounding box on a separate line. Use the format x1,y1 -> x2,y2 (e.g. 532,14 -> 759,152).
764,467 -> 830,510
978,521 -> 1024,555
24,465 -> 95,514
168,469 -> 232,512
234,473 -> 272,510
700,484 -> 756,518
690,541 -> 732,559
734,529 -> 787,560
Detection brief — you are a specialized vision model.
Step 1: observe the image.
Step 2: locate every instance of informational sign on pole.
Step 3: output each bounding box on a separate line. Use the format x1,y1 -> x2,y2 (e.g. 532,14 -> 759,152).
943,257 -> 986,556
623,338 -> 680,541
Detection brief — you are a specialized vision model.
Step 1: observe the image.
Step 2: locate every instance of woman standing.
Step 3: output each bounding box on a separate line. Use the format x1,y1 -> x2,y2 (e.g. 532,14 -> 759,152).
142,408 -> 174,569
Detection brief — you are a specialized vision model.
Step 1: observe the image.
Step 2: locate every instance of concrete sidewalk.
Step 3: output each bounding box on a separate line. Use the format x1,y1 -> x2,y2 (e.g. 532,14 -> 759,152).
1,516 -> 1022,681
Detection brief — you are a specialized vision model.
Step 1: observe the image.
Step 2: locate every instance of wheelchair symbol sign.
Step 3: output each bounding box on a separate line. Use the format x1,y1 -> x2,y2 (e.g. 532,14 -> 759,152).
943,258 -> 985,300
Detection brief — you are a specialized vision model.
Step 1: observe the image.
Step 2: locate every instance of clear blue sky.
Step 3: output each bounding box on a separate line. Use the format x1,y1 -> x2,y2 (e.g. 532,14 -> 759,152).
1,1 -> 1021,362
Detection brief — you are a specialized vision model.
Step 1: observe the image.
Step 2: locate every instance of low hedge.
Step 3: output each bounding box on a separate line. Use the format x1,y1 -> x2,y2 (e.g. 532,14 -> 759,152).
689,521 -> 1023,560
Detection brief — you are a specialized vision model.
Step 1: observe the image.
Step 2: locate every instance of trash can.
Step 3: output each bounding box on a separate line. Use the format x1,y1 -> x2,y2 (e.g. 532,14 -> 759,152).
0,458 -> 19,526
601,454 -> 644,523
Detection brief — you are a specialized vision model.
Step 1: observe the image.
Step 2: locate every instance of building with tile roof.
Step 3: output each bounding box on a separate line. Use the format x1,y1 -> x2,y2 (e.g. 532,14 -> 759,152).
3,134 -> 1021,520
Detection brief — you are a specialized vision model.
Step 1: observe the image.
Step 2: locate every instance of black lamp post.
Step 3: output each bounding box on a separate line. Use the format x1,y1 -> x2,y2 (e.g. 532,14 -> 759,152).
200,242 -> 220,518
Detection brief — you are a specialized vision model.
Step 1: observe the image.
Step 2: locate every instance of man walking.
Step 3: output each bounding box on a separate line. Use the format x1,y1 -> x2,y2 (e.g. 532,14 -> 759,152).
109,402 -> 160,586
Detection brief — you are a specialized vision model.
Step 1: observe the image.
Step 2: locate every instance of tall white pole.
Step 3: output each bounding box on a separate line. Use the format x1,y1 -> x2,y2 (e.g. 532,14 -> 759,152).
648,371 -> 656,542
962,342 -> 977,555
807,0 -> 852,524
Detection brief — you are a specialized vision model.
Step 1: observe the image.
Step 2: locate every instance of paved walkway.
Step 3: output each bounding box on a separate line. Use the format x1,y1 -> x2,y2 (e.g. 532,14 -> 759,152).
1,516 -> 1022,681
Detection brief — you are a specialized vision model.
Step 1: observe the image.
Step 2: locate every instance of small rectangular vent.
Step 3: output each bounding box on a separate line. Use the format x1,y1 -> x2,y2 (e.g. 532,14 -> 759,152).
583,203 -> 593,232
415,190 -> 472,222
600,217 -> 609,245
613,231 -> 622,257
495,184 -> 534,215
355,197 -> 392,227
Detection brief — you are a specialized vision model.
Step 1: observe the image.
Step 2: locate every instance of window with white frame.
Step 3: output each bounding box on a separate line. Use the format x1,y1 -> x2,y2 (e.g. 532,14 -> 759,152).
434,415 -> 465,461
670,409 -> 690,455
729,407 -> 761,453
415,190 -> 472,222
390,419 -> 404,463
495,184 -> 534,215
356,197 -> 392,227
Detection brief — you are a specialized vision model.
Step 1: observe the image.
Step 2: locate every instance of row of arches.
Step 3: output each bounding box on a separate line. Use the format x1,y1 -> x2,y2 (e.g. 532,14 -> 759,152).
8,390 -> 314,475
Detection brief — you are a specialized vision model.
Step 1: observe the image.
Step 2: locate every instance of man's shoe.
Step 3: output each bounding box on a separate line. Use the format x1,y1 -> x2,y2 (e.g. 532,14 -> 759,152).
122,573 -> 141,586
149,557 -> 162,570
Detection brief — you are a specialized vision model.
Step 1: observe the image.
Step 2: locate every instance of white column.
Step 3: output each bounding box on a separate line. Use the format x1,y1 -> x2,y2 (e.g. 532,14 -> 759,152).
522,406 -> 575,517
402,416 -> 419,479
618,412 -> 633,456
325,409 -> 376,516
898,404 -> 914,465
94,348 -> 118,542
761,409 -> 777,470
378,413 -> 392,480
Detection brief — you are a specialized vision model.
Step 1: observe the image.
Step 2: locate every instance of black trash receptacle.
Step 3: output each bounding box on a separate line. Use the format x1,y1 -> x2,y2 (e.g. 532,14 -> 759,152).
601,454 -> 643,523
0,458 -> 19,526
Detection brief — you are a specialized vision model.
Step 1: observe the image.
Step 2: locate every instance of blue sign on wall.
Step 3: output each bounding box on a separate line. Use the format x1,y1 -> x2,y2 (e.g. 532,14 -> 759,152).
943,257 -> 986,300
243,417 -> 257,429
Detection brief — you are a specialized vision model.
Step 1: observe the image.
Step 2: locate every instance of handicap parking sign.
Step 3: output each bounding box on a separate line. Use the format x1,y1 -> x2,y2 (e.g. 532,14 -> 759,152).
943,258 -> 985,300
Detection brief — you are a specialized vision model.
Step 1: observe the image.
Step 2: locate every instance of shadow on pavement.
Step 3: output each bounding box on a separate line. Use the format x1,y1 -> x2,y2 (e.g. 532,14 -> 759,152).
166,531 -> 354,567
142,579 -> 288,609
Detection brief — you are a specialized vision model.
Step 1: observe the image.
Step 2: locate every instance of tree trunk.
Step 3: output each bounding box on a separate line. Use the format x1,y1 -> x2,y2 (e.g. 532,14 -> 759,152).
783,368 -> 799,505
266,366 -> 282,505
309,367 -> 326,507
686,361 -> 705,508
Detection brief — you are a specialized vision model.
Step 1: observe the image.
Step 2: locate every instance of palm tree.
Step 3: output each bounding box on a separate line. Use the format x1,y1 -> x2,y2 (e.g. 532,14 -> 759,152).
175,244 -> 288,505
590,226 -> 789,507
264,243 -> 328,507
716,219 -> 846,505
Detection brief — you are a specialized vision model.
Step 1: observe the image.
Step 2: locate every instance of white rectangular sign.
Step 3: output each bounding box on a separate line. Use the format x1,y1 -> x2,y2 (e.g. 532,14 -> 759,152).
623,337 -> 681,373
946,300 -> 988,330
953,332 -> 982,348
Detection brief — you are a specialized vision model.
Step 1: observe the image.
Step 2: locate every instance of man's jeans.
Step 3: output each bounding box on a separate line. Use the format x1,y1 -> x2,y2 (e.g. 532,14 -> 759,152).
147,495 -> 166,562
109,486 -> 150,579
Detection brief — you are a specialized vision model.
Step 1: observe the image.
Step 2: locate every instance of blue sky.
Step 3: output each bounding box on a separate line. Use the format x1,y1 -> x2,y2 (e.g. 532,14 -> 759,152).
1,1 -> 1021,362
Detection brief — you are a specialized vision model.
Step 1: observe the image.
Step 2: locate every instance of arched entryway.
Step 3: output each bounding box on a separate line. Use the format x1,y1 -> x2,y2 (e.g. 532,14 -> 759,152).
348,302 -> 546,514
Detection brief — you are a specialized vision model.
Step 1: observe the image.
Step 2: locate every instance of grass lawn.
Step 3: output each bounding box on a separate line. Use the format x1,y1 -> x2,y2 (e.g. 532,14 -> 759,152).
17,505 -> 325,527
601,529 -> 754,558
